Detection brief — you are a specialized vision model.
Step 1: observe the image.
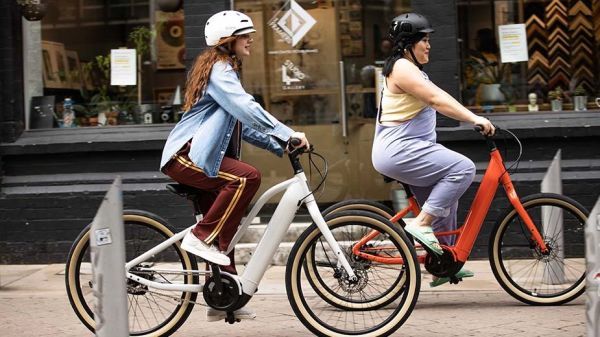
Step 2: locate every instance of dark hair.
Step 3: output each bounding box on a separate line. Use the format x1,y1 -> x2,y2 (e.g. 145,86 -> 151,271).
382,32 -> 426,77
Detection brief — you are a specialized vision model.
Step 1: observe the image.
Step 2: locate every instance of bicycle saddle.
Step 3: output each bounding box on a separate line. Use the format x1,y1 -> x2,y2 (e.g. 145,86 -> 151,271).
166,183 -> 204,198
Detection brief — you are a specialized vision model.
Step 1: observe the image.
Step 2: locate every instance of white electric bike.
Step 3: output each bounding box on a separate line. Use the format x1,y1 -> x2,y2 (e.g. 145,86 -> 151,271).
66,140 -> 420,337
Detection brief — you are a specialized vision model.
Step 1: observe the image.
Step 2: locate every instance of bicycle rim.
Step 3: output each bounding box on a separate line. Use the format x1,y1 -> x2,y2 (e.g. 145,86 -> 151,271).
286,211 -> 420,336
303,224 -> 406,310
65,211 -> 198,336
490,194 -> 587,305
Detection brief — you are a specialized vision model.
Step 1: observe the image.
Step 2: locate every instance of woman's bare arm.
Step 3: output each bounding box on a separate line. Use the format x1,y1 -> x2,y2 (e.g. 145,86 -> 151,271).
389,59 -> 494,135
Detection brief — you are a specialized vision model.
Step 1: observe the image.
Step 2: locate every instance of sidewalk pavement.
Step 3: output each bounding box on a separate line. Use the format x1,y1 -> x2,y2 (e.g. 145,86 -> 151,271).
0,260 -> 585,337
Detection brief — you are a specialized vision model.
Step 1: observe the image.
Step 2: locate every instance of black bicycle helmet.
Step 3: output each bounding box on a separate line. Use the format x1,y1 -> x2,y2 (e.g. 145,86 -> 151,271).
389,13 -> 434,43
383,12 -> 434,73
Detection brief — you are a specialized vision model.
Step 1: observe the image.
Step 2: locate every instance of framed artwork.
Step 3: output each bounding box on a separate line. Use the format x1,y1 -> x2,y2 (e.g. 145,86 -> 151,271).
41,41 -> 70,89
155,10 -> 186,69
65,50 -> 82,90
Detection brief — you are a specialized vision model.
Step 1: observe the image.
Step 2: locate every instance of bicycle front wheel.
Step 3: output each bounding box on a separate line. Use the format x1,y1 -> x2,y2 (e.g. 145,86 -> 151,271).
489,193 -> 588,305
321,199 -> 395,219
286,210 -> 420,336
65,210 -> 199,336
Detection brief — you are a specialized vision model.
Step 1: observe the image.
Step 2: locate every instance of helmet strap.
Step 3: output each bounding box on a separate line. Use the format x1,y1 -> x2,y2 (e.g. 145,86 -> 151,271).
407,47 -> 423,70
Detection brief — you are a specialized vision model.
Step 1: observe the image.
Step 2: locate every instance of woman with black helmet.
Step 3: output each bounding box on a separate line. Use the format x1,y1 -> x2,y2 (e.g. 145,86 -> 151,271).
160,10 -> 309,320
371,13 -> 495,287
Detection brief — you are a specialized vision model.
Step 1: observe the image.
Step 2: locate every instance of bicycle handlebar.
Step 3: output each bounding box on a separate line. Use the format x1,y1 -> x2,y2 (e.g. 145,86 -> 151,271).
473,124 -> 500,137
288,137 -> 313,154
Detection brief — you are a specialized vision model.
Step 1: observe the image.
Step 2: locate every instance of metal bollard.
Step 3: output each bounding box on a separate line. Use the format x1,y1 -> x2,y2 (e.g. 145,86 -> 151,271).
541,149 -> 564,284
90,177 -> 128,337
586,197 -> 600,337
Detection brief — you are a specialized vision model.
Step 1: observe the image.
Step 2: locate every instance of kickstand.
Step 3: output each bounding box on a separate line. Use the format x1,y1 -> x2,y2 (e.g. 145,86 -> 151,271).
225,311 -> 239,324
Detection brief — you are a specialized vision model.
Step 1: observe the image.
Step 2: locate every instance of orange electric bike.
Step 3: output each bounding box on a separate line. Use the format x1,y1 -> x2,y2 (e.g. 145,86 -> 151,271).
311,126 -> 588,308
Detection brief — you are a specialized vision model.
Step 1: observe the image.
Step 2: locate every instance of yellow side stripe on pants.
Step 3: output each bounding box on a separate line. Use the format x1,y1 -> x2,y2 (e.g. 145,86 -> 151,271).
174,155 -> 246,244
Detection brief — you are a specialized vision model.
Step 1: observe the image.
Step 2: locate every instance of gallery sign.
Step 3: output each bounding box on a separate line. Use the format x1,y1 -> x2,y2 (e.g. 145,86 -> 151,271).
269,0 -> 316,47
281,59 -> 306,90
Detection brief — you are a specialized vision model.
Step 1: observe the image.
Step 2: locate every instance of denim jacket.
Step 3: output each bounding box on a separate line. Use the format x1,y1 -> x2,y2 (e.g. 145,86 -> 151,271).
160,61 -> 294,177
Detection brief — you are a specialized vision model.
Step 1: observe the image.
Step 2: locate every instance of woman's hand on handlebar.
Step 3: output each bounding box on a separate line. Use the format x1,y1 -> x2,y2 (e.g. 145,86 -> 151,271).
288,132 -> 310,151
472,116 -> 495,136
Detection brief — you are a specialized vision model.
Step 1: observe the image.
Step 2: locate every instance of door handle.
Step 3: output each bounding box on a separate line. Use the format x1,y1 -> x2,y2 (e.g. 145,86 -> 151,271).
339,61 -> 348,138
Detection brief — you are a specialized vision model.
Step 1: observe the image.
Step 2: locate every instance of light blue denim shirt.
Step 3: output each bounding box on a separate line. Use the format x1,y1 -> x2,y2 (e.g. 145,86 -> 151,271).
160,61 -> 294,177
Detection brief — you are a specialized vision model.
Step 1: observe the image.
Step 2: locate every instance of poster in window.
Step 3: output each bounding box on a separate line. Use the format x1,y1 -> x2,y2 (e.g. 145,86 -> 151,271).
42,41 -> 70,89
155,10 -> 186,69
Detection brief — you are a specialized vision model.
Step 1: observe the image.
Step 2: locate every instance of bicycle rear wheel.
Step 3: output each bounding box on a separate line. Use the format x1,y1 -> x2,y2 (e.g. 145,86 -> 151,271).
489,193 -> 588,305
321,199 -> 395,219
65,210 -> 199,336
286,210 -> 420,336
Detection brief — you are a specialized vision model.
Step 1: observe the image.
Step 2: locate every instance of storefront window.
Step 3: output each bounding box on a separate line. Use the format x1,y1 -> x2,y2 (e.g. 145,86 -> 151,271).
458,0 -> 600,113
34,0 -> 186,128
233,0 -> 410,126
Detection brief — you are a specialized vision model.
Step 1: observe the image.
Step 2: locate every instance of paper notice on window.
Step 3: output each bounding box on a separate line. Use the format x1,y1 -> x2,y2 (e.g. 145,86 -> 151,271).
110,49 -> 137,86
498,24 -> 528,63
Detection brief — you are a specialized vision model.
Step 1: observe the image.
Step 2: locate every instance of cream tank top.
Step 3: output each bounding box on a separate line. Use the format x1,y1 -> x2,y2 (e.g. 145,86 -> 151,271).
379,73 -> 427,123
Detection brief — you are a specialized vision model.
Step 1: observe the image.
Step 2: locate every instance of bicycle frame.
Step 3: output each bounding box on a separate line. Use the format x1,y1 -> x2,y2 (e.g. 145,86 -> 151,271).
353,139 -> 549,264
124,170 -> 357,297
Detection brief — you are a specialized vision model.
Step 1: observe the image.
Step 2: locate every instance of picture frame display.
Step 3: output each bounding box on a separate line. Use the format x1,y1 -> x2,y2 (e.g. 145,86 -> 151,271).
42,40 -> 70,89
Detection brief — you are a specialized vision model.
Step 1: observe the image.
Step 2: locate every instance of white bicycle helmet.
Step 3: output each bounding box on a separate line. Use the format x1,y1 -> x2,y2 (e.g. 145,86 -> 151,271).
205,10 -> 256,46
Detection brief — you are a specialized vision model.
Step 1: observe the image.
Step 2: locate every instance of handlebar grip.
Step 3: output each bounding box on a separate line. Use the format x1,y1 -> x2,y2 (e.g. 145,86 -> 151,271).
290,137 -> 302,147
473,125 -> 483,132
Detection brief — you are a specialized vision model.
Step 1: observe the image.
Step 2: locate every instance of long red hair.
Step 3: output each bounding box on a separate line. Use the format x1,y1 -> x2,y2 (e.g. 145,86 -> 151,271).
183,36 -> 241,111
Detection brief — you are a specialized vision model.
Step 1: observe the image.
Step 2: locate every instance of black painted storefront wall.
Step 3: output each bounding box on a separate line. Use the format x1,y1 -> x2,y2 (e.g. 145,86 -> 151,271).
0,2 -> 25,143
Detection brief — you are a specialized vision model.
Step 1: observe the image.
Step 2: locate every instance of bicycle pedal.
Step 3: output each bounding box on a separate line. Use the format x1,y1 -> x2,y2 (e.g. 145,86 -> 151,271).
449,276 -> 461,285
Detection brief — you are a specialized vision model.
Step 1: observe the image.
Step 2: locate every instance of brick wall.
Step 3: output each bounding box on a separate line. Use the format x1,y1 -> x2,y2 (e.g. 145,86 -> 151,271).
412,0 -> 460,98
0,2 -> 25,143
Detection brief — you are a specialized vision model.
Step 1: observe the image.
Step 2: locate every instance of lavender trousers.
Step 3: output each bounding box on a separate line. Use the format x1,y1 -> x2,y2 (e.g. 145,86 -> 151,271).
372,107 -> 475,245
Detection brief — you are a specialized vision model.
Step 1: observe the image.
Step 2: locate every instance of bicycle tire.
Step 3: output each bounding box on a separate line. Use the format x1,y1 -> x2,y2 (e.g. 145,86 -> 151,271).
65,210 -> 199,336
321,199 -> 396,219
286,210 -> 420,336
489,193 -> 588,305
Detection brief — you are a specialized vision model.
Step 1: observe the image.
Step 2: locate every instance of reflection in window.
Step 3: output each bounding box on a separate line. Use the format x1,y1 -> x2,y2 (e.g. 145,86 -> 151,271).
35,1 -> 186,128
458,0 -> 599,113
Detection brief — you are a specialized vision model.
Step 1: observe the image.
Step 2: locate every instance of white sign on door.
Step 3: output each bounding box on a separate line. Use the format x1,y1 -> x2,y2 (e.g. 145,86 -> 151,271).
110,49 -> 137,86
498,24 -> 528,63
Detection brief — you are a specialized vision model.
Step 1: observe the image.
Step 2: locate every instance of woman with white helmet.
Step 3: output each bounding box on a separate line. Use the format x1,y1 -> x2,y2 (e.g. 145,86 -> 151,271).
160,10 -> 309,321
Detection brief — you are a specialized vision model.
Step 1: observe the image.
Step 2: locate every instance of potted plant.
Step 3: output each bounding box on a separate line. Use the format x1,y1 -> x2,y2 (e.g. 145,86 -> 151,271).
572,85 -> 587,111
466,57 -> 512,104
128,26 -> 154,105
83,54 -> 113,125
548,87 -> 563,112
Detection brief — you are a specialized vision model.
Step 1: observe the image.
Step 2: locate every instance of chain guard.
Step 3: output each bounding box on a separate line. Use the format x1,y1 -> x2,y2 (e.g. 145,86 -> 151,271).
424,248 -> 463,278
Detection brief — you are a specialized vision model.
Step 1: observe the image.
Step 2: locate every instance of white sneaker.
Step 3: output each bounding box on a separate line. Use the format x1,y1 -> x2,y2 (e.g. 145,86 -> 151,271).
206,306 -> 256,322
180,231 -> 230,266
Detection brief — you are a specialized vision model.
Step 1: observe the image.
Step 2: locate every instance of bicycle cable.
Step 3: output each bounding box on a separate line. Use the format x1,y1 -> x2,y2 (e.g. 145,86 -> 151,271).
497,127 -> 523,177
298,150 -> 329,205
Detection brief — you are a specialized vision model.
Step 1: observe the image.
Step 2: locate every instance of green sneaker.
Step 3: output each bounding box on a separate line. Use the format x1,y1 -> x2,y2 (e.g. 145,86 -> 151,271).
429,268 -> 474,288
